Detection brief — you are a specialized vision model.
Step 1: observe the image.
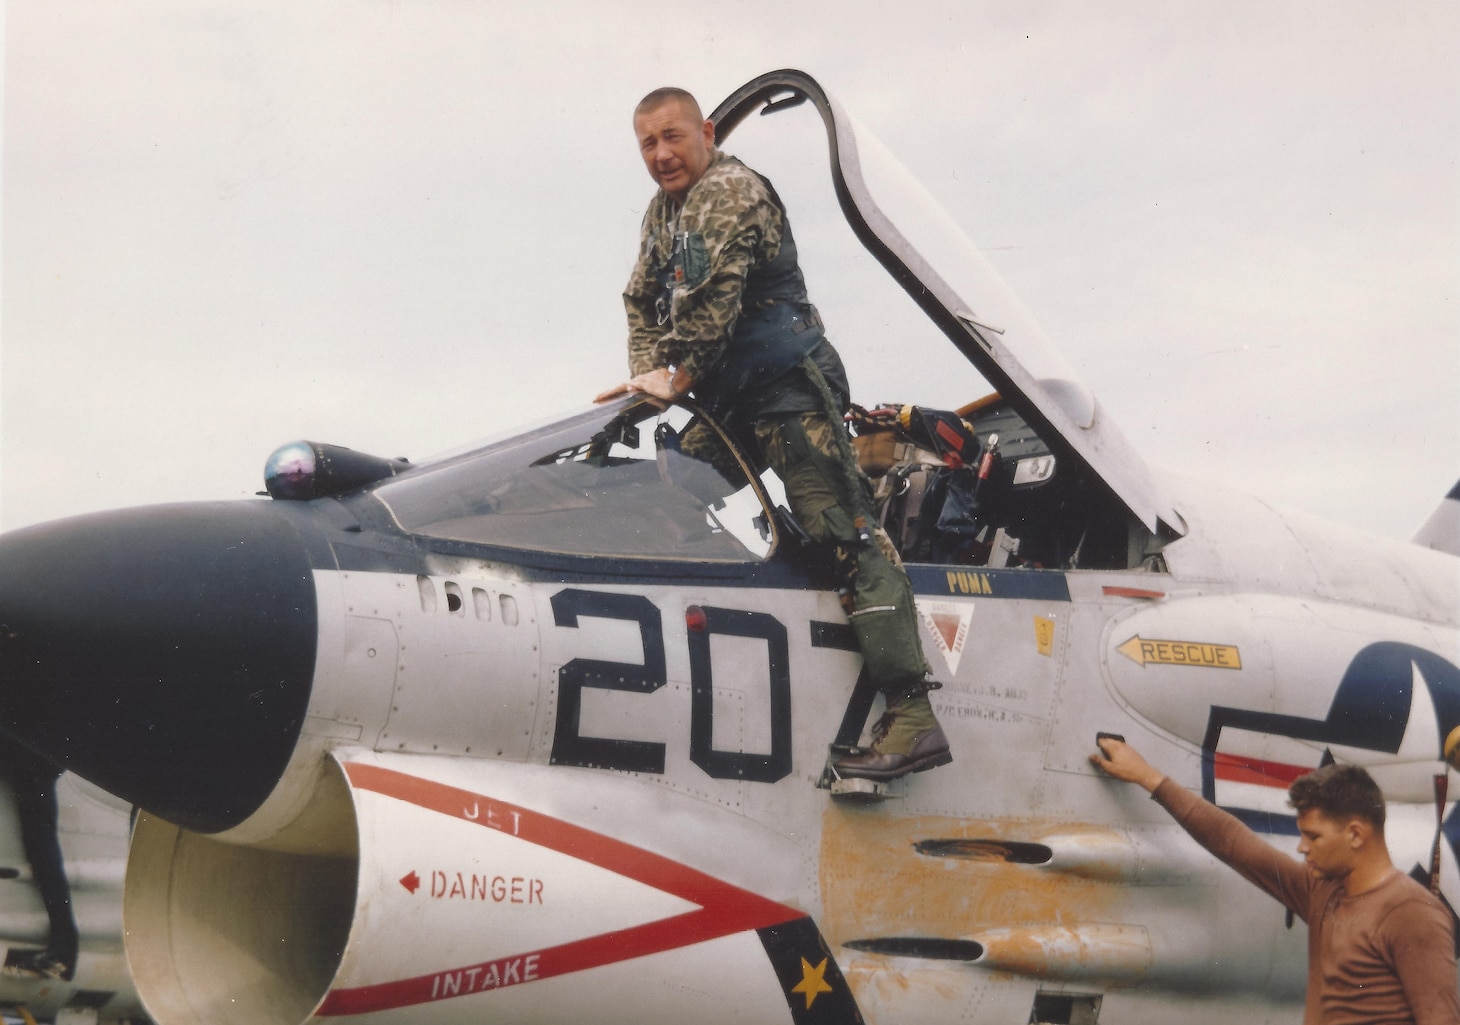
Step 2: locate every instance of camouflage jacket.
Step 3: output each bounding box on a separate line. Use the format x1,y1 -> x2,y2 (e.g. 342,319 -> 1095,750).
623,150 -> 785,383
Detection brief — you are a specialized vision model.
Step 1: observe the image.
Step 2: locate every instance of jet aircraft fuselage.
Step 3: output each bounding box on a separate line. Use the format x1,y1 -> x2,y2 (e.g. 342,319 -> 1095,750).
0,70 -> 1456,1025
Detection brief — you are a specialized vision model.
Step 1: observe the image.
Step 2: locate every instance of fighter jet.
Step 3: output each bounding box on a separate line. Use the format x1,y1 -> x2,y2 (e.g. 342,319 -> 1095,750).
1,69 -> 1456,1025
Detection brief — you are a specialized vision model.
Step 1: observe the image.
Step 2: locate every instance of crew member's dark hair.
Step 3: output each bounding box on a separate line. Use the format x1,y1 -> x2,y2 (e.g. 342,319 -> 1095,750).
1288,763 -> 1386,831
634,87 -> 703,123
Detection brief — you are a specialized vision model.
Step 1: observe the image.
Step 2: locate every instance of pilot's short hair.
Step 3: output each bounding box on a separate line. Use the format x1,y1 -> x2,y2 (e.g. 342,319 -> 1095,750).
635,87 -> 703,123
1288,763 -> 1386,831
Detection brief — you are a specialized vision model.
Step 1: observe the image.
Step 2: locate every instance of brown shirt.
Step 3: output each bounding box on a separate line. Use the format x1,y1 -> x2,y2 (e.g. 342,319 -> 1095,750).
1154,778 -> 1460,1025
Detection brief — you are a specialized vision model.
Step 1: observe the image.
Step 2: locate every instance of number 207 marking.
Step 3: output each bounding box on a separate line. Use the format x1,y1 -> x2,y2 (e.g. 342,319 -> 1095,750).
549,588 -> 792,783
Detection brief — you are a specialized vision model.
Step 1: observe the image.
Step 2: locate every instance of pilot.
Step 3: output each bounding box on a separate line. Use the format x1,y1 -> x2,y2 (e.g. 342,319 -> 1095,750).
596,86 -> 951,782
1092,737 -> 1460,1025
0,742 -> 78,981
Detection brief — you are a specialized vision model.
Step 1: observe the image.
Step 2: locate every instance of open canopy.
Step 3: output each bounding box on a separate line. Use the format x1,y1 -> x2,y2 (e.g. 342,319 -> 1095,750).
709,70 -> 1182,536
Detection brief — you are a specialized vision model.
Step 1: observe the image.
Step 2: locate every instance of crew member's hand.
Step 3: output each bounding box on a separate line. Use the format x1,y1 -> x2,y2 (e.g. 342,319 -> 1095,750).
1445,725 -> 1460,772
1090,736 -> 1166,793
594,368 -> 680,404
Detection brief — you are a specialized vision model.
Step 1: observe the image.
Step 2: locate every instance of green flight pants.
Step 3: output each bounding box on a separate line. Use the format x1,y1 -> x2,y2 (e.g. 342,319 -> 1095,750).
754,411 -> 931,689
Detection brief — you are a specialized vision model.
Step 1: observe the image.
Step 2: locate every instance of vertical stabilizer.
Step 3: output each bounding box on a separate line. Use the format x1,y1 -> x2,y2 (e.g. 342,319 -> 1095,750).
1412,480 -> 1460,555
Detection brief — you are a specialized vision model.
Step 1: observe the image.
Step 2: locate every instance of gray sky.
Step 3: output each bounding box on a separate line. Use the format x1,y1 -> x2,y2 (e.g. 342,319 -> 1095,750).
3,1 -> 1457,541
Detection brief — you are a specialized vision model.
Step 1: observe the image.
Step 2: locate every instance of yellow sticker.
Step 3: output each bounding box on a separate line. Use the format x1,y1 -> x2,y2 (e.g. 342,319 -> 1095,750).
792,957 -> 833,1009
1034,616 -> 1055,657
1117,635 -> 1241,670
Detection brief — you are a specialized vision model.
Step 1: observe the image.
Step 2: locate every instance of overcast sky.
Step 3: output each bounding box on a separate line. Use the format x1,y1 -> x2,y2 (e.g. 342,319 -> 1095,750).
2,1 -> 1456,542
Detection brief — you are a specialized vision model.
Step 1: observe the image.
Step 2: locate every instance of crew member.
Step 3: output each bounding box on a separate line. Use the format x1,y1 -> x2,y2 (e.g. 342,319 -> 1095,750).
0,742 -> 78,980
1092,736 -> 1460,1024
596,86 -> 950,781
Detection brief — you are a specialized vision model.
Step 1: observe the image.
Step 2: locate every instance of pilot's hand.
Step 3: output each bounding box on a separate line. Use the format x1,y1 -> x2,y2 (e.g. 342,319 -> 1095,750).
594,368 -> 680,404
1090,736 -> 1166,793
593,381 -> 633,403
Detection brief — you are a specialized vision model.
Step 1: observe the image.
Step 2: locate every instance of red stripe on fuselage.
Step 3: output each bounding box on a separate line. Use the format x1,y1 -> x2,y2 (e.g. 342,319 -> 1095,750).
1213,752 -> 1312,787
315,762 -> 803,1016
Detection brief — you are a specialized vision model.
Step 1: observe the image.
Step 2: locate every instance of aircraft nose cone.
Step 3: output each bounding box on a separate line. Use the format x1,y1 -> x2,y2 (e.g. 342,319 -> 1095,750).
0,502 -> 318,832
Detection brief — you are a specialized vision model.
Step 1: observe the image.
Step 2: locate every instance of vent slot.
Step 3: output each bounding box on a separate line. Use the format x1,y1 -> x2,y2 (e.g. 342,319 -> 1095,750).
843,937 -> 983,961
914,839 -> 1052,864
1031,992 -> 1102,1025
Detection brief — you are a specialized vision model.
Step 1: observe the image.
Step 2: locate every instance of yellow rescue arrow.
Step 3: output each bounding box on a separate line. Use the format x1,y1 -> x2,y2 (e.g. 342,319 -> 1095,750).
1117,635 -> 1242,670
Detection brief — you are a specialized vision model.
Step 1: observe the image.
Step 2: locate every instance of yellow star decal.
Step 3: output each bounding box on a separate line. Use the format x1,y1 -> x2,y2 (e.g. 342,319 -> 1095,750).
791,956 -> 833,1009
